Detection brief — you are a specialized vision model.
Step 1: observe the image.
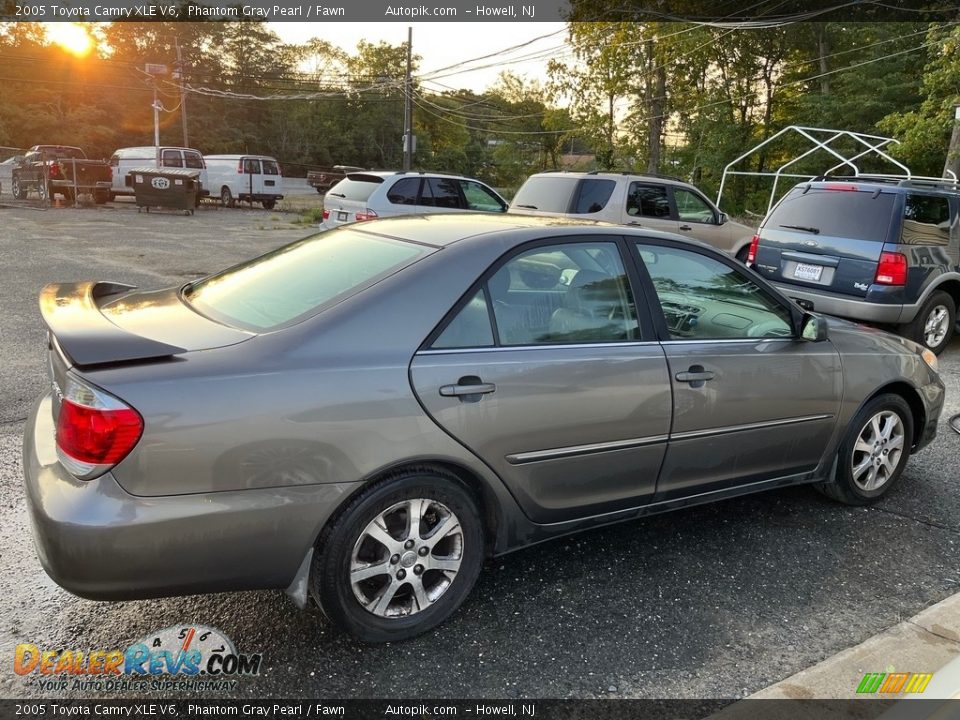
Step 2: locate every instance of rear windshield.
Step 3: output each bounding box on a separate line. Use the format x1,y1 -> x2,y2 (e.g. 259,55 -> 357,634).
184,229 -> 429,331
327,175 -> 385,202
765,187 -> 896,241
511,176 -> 579,213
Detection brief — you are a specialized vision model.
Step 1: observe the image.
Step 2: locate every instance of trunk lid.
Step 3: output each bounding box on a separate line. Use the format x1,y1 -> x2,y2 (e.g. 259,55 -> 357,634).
40,281 -> 252,366
753,185 -> 898,297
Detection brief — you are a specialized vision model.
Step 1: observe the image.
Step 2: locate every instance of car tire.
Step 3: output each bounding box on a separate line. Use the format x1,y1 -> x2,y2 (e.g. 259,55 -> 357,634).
818,393 -> 913,506
312,469 -> 484,643
94,190 -> 109,205
37,181 -> 48,202
901,290 -> 956,355
12,176 -> 26,200
62,188 -> 75,206
220,186 -> 235,208
262,199 -> 276,210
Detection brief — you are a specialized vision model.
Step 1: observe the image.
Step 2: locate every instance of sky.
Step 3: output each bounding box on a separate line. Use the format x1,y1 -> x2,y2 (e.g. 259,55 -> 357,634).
270,22 -> 569,93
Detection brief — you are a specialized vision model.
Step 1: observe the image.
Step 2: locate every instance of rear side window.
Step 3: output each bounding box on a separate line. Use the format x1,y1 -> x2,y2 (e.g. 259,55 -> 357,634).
511,176 -> 579,213
262,160 -> 279,175
627,183 -> 670,218
428,178 -> 462,209
432,289 -> 494,349
161,150 -> 183,168
459,180 -> 506,212
387,178 -> 420,205
185,229 -> 429,331
766,188 -> 896,241
902,194 -> 950,246
573,179 -> 616,214
328,176 -> 384,202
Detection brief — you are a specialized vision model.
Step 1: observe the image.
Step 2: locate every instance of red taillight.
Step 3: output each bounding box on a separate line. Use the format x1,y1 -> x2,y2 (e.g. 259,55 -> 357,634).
355,208 -> 378,222
237,161 -> 244,173
53,376 -> 143,478
57,400 -> 142,465
875,251 -> 908,286
322,209 -> 330,220
49,162 -> 60,178
746,234 -> 760,265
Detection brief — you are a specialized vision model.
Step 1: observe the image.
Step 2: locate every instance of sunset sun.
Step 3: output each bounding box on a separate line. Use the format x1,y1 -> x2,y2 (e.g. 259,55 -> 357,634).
44,23 -> 94,57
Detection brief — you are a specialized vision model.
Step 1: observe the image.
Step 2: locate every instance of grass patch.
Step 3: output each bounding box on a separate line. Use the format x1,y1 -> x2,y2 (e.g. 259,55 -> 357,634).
294,207 -> 325,226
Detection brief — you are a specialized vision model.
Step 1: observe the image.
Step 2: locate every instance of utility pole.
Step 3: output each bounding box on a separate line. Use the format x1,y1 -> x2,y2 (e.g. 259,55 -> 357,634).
402,26 -> 413,171
175,38 -> 189,148
152,85 -> 161,166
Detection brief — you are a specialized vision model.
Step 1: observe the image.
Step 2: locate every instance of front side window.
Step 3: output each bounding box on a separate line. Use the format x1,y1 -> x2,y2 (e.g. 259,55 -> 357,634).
184,229 -> 429,331
459,180 -> 506,212
627,183 -> 671,218
262,160 -> 279,175
184,152 -> 204,169
486,242 -> 639,346
673,188 -> 715,224
387,178 -> 420,205
902,194 -> 950,246
161,150 -> 183,168
637,243 -> 793,340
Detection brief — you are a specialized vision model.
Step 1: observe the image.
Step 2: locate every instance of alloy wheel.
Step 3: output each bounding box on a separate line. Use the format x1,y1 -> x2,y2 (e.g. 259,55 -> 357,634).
923,304 -> 950,348
851,410 -> 905,492
350,498 -> 464,618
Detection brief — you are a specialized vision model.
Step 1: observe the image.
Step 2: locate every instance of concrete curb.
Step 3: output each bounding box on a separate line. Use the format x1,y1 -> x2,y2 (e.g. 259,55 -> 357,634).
711,591 -> 960,717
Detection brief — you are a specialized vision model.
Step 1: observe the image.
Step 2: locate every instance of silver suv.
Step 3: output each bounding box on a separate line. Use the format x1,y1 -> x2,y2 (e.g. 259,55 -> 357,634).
509,171 -> 756,260
321,170 -> 507,228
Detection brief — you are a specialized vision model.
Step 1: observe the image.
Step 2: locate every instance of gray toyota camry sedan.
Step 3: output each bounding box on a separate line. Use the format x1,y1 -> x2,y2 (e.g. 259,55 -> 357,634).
23,214 -> 945,642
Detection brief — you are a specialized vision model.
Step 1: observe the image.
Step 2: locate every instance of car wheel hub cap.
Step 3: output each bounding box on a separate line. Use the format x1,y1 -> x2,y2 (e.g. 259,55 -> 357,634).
924,305 -> 949,347
851,410 -> 904,492
350,498 -> 464,618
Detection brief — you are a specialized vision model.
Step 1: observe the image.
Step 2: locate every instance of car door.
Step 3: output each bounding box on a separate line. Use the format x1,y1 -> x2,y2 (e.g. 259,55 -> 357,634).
671,186 -> 737,254
630,239 -> 842,500
620,181 -> 680,234
410,238 -> 672,523
242,158 -> 263,198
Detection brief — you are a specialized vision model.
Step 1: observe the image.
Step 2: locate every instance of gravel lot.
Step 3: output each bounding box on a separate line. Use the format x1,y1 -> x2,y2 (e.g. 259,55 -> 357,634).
0,201 -> 958,700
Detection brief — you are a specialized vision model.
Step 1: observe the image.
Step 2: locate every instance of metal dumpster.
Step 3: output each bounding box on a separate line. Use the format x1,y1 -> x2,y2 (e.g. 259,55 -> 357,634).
129,167 -> 200,215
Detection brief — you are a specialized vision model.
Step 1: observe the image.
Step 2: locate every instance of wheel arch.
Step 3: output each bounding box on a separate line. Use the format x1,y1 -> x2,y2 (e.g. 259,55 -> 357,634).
928,277 -> 960,313
314,458 -> 504,560
860,380 -> 926,449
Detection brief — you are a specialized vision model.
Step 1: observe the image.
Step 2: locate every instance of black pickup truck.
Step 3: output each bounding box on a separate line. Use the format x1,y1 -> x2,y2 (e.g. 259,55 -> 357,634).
11,145 -> 112,204
306,165 -> 364,194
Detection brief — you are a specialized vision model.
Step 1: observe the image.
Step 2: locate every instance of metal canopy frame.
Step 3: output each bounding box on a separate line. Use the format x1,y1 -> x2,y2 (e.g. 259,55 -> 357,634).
716,126 -> 934,214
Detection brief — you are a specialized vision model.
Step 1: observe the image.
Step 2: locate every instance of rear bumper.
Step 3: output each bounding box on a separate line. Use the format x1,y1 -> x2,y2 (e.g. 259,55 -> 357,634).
239,193 -> 283,202
22,394 -> 362,600
773,283 -> 920,324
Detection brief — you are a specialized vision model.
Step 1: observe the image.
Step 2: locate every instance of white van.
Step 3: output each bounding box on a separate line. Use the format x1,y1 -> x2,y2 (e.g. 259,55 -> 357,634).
203,155 -> 284,209
108,147 -> 209,199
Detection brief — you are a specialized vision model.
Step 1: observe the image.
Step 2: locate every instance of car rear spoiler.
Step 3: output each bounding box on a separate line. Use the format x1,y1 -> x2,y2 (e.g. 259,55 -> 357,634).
39,281 -> 186,366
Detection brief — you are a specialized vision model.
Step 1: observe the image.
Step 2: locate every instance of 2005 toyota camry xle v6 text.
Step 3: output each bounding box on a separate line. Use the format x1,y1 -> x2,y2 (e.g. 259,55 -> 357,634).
23,215 -> 945,642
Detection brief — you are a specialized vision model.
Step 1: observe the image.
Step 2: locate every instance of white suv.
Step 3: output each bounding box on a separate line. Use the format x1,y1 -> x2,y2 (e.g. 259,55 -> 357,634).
321,170 -> 507,228
509,171 -> 757,260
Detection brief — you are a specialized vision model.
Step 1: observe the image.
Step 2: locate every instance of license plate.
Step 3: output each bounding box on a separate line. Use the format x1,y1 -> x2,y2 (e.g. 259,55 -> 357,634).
793,262 -> 823,281
337,211 -> 347,221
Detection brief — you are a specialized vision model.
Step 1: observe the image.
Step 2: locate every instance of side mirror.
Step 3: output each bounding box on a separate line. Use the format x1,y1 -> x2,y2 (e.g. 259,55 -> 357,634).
800,312 -> 828,342
717,212 -> 728,225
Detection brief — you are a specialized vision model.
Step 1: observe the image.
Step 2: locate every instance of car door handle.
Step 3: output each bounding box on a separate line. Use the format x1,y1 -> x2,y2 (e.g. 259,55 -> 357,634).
679,224 -> 692,231
627,221 -> 642,226
440,377 -> 497,401
675,366 -> 715,388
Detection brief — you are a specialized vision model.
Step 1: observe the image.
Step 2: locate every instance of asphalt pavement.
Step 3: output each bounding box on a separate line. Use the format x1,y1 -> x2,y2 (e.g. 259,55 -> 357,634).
0,202 -> 958,701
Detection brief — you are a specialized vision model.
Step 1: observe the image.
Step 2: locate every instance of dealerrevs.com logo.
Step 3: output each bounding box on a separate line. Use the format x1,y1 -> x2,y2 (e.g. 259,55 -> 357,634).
14,625 -> 262,693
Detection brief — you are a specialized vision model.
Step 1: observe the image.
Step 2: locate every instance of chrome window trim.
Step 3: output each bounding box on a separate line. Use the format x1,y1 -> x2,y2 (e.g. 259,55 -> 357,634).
671,414 -> 834,441
417,341 -> 660,356
506,435 -> 669,465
